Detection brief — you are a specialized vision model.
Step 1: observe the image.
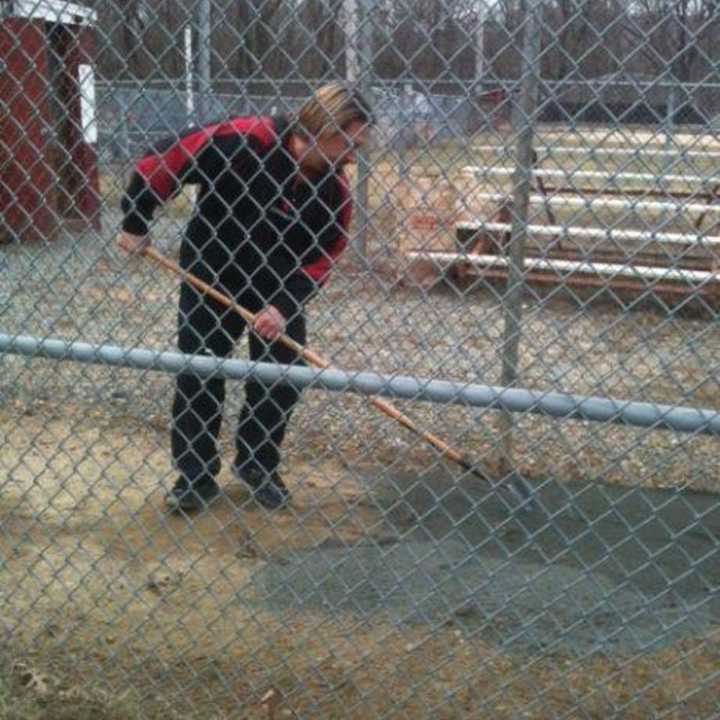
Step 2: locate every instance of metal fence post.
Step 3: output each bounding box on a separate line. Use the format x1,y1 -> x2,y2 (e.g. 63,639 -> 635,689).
184,24 -> 195,127
197,0 -> 212,123
497,0 -> 544,477
346,0 -> 373,262
661,79 -> 678,228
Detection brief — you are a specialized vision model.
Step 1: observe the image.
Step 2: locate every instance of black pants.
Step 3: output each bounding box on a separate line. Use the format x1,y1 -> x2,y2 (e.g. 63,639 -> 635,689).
171,281 -> 306,484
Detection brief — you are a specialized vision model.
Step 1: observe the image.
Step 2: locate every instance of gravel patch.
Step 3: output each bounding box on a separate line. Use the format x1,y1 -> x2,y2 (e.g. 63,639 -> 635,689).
251,539 -> 715,656
250,465 -> 720,657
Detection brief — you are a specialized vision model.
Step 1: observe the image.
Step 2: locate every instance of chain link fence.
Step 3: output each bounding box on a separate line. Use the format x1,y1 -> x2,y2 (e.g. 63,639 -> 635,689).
0,0 -> 719,718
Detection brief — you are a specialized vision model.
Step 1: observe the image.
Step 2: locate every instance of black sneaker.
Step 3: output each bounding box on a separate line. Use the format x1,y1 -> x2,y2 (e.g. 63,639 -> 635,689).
235,467 -> 290,510
165,477 -> 220,512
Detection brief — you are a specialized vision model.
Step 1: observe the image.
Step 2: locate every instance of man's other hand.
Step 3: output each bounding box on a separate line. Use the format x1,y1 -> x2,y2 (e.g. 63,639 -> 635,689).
117,232 -> 151,255
253,305 -> 286,341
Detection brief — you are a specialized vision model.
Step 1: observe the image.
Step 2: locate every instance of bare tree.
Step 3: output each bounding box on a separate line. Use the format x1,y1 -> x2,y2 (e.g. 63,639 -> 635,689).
372,0 -> 476,81
482,0 -> 525,79
620,0 -> 720,81
90,0 -> 719,93
544,1 -> 595,79
94,0 -> 191,80
290,0 -> 344,79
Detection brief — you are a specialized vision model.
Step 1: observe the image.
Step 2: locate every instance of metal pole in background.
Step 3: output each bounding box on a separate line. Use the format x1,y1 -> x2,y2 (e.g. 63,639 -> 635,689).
497,1 -> 544,477
661,80 -> 678,229
475,0 -> 485,83
184,23 -> 199,211
346,0 -> 372,261
345,0 -> 359,82
197,0 -> 211,123
184,24 -> 195,127
665,83 -> 678,152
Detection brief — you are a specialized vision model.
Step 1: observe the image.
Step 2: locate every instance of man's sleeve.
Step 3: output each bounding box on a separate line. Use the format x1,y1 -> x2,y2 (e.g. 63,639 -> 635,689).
120,126 -> 217,236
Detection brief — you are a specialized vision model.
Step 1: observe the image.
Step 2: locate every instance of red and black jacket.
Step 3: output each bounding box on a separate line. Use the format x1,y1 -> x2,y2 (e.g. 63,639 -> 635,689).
121,115 -> 352,319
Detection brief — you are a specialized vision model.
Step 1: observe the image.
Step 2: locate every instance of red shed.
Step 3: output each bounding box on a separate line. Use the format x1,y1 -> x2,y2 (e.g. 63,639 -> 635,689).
0,0 -> 100,243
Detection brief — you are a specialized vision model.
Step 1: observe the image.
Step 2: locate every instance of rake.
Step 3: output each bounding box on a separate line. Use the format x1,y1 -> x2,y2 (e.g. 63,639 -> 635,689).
143,246 -> 533,509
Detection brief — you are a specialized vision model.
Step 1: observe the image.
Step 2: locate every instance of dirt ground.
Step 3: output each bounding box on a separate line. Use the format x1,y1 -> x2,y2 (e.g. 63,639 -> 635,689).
0,124 -> 719,718
0,400 -> 718,719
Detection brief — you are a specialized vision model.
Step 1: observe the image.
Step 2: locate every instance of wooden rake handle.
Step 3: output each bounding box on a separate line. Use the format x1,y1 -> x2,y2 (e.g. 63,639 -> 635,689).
143,246 -> 472,470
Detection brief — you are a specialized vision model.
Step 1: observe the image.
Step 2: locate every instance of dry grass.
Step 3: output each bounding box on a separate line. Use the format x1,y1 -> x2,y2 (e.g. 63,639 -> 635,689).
1,626 -> 718,719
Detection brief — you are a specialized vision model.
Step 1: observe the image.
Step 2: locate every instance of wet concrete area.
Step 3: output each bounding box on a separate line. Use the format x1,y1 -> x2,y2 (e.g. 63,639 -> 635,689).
252,468 -> 720,656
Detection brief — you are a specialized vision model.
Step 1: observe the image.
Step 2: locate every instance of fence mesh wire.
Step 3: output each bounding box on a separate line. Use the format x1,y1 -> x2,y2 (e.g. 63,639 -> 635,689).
0,1 -> 719,718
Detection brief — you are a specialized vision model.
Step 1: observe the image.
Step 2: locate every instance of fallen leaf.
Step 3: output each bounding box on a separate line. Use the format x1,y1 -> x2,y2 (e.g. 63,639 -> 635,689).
12,661 -> 50,697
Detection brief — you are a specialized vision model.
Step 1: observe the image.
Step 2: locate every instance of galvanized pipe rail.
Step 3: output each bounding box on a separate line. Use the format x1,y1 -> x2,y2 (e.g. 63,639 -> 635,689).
2,332 -> 719,435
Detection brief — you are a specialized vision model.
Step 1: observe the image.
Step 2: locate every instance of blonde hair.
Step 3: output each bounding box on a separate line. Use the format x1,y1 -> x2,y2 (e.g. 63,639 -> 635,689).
296,83 -> 373,139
